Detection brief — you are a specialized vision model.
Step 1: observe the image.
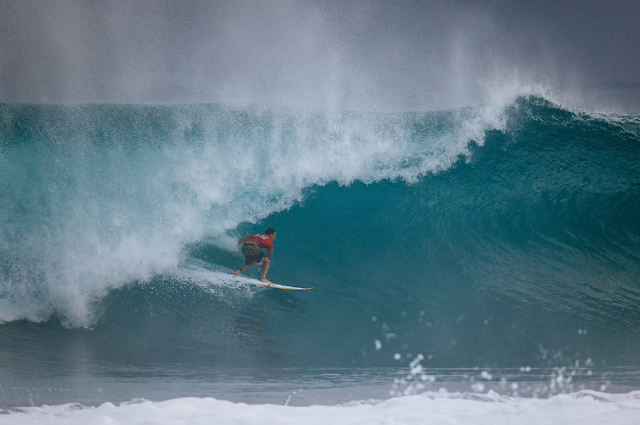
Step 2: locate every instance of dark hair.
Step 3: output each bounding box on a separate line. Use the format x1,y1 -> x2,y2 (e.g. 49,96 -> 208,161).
265,228 -> 276,235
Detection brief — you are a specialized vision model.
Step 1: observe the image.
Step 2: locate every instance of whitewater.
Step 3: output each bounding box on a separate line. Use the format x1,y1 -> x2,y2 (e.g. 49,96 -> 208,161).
1,87 -> 640,424
3,391 -> 640,425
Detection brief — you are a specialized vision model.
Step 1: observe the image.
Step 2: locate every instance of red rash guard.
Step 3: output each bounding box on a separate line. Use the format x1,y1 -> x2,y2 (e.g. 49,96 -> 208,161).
245,234 -> 274,253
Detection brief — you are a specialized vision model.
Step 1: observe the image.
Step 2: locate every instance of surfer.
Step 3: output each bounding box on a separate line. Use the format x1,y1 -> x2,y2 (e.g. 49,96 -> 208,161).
234,228 -> 276,282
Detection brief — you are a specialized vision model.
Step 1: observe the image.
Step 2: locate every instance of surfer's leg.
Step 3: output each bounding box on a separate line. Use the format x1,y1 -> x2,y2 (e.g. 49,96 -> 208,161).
234,261 -> 257,275
260,257 -> 270,282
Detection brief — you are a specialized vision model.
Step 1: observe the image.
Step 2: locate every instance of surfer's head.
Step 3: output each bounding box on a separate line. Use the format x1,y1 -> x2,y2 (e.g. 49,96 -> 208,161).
265,228 -> 276,240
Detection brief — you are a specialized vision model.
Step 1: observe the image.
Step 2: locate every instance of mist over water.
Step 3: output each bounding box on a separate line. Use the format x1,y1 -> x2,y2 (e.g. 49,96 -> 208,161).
1,0 -> 639,112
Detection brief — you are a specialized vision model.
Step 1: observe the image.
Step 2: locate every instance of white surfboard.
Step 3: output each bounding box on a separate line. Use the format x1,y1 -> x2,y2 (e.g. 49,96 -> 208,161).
252,280 -> 313,291
203,266 -> 313,291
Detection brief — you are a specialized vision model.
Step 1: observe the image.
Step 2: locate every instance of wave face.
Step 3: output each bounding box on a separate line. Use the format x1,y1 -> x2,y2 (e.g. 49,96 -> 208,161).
1,96 -> 640,375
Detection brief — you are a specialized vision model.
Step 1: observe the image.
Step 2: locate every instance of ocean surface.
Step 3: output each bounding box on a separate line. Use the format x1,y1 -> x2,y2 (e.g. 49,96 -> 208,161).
1,92 -> 640,423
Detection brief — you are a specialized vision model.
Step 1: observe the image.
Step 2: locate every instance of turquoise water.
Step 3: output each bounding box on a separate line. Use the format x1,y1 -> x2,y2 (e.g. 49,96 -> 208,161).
1,95 -> 639,407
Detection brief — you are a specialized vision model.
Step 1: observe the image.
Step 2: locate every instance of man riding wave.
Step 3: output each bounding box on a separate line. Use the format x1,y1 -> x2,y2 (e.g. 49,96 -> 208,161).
234,228 -> 276,283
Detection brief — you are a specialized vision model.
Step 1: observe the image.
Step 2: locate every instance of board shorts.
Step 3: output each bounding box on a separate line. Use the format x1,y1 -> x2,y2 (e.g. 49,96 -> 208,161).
241,243 -> 265,265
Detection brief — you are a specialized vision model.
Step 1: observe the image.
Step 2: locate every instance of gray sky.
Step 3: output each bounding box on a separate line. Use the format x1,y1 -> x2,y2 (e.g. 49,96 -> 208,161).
1,0 -> 639,111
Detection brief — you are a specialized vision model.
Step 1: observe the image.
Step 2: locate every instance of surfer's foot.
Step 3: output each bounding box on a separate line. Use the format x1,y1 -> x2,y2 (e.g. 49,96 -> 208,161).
261,278 -> 270,283
234,269 -> 242,276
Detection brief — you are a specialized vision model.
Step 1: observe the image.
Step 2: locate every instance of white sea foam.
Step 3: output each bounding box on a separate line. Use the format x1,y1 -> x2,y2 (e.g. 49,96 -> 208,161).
2,390 -> 640,425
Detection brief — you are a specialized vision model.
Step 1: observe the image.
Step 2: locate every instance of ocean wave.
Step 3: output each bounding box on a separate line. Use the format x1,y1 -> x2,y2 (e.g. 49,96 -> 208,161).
0,90 -> 638,334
